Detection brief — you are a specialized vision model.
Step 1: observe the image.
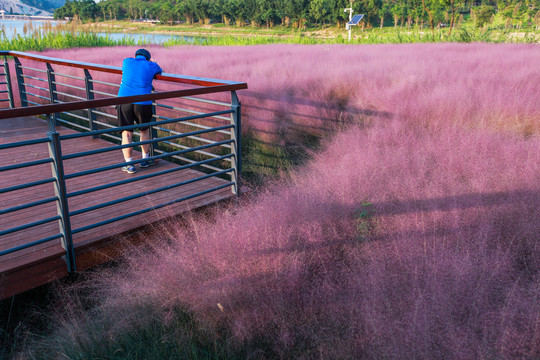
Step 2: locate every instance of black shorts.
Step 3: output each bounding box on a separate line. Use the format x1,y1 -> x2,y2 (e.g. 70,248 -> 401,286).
117,103 -> 153,132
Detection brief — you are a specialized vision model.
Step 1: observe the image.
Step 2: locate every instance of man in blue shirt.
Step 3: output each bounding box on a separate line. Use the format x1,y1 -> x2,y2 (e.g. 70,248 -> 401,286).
117,48 -> 162,174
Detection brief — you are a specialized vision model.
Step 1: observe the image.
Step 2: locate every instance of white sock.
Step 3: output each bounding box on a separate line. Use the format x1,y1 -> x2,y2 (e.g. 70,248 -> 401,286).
125,157 -> 132,163
142,152 -> 150,159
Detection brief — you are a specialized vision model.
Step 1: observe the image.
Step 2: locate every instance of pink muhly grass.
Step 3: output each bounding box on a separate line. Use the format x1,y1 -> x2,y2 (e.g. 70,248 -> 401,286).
41,118 -> 540,359
16,44 -> 539,358
34,43 -> 539,144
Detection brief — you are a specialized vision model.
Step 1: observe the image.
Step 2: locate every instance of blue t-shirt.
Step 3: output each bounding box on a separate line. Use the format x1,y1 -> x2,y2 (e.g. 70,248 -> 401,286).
118,56 -> 163,105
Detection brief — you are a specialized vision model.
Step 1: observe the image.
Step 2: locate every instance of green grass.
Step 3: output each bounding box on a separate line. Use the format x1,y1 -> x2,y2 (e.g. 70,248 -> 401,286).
1,20 -> 538,51
21,301 -> 246,360
0,31 -> 141,51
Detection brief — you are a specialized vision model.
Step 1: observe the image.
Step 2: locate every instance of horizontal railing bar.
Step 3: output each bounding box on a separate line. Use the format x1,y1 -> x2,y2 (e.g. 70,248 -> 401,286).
0,196 -> 58,215
160,140 -> 232,161
0,214 -> 61,237
155,104 -> 231,122
0,177 -> 55,194
19,65 -> 47,73
54,82 -> 86,91
91,109 -> 116,119
0,84 -> 242,120
0,98 -> 10,100
0,233 -> 63,257
59,116 -> 121,141
60,109 -> 233,140
25,92 -> 50,101
161,150 -> 226,173
0,82 -> 8,85
68,154 -> 232,199
51,72 -> 85,81
56,116 -> 90,131
155,122 -> 232,139
100,133 -> 121,142
70,166 -> 232,217
25,83 -> 49,92
21,75 -> 47,82
62,125 -> 232,160
54,90 -> 87,101
26,100 -> 41,106
89,79 -> 119,87
65,138 -> 233,179
94,120 -> 116,129
72,178 -> 233,234
91,89 -> 117,97
0,157 -> 53,172
1,136 -> 51,151
60,111 -> 89,122
177,134 -> 232,148
182,96 -> 231,107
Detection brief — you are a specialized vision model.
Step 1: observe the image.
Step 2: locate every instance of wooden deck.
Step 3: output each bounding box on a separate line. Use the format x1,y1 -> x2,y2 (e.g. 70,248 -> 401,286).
0,117 -> 234,299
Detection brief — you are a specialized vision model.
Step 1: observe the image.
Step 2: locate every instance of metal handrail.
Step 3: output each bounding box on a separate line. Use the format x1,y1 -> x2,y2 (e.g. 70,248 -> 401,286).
0,51 -> 246,275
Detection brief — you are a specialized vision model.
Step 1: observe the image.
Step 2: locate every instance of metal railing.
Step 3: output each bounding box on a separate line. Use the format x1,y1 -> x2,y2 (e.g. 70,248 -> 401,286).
0,51 -> 247,273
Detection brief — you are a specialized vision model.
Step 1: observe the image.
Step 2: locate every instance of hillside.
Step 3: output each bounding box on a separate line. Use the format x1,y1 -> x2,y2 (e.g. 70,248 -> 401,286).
0,0 -> 64,15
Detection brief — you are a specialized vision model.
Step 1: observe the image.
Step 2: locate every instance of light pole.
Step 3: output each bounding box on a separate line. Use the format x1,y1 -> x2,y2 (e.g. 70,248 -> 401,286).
344,2 -> 353,41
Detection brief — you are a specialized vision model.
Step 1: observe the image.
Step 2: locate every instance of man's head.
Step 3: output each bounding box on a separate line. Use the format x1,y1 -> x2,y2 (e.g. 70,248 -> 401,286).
135,48 -> 151,61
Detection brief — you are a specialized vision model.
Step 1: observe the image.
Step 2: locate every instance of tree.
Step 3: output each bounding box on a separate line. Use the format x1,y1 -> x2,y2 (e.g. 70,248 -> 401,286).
257,0 -> 277,27
80,0 -> 99,21
475,5 -> 495,27
378,2 -> 390,28
310,0 -> 331,25
98,1 -> 108,20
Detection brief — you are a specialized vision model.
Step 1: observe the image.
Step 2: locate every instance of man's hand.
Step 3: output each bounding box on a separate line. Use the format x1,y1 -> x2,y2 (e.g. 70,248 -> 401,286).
150,58 -> 157,63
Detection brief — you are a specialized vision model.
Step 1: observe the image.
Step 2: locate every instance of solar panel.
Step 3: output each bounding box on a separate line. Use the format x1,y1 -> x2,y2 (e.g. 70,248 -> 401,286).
347,14 -> 364,26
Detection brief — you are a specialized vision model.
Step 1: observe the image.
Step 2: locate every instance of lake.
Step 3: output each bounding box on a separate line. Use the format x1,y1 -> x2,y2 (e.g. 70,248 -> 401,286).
0,19 -> 196,44
1,19 -> 61,38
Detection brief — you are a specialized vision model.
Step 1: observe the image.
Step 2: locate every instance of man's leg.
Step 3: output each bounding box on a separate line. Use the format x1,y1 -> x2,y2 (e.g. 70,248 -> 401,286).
138,104 -> 155,168
121,130 -> 133,160
118,104 -> 137,173
121,130 -> 136,174
140,128 -> 151,156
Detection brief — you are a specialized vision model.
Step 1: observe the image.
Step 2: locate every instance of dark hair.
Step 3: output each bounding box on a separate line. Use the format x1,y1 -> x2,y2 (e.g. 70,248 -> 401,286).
135,49 -> 151,60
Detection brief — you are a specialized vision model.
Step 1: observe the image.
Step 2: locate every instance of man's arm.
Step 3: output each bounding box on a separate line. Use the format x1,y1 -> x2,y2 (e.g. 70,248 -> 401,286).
150,59 -> 163,79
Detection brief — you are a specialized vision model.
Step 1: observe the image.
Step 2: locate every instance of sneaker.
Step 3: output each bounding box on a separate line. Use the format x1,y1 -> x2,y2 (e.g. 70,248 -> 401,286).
139,159 -> 155,168
122,165 -> 136,174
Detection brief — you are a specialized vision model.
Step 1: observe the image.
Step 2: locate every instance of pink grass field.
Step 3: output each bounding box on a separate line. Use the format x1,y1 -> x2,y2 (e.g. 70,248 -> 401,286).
22,44 -> 540,358
36,43 -> 540,142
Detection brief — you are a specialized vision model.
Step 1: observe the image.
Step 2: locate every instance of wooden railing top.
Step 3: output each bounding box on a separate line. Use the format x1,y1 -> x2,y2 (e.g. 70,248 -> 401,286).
0,50 -> 247,120
0,50 -> 248,88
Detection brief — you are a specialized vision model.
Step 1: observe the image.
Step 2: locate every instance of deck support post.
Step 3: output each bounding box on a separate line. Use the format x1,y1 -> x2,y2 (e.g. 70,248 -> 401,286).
84,69 -> 98,138
230,90 -> 241,196
47,131 -> 76,273
13,57 -> 27,107
46,63 -> 58,131
3,55 -> 15,108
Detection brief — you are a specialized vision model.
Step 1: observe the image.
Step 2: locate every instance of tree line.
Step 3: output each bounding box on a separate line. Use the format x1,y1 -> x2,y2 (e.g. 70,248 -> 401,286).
54,0 -> 540,31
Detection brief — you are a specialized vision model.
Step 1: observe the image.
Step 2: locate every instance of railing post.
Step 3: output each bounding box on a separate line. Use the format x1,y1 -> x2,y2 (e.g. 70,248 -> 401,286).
150,88 -> 158,156
46,63 -> 58,131
84,69 -> 98,138
47,131 -> 76,273
230,90 -> 241,196
13,57 -> 27,107
3,55 -> 15,108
